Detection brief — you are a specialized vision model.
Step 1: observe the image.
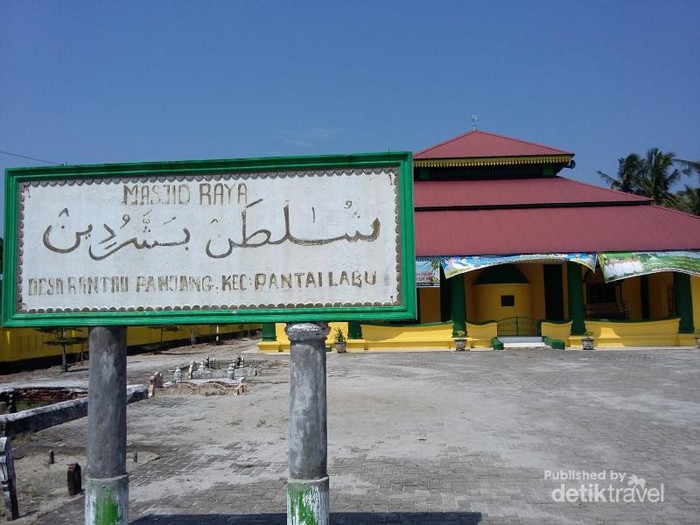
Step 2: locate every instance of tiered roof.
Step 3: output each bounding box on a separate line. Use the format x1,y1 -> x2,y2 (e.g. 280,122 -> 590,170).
414,130 -> 700,256
414,129 -> 573,167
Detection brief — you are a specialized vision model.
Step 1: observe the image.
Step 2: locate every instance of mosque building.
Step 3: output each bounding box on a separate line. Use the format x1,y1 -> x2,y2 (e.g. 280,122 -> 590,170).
261,129 -> 700,351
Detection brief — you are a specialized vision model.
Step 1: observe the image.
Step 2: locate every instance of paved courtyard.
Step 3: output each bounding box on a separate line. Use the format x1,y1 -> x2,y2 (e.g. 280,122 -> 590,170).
4,342 -> 700,524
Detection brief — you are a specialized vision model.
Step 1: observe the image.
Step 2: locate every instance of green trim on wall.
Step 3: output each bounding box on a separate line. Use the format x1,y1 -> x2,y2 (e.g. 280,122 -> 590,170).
449,273 -> 467,337
261,323 -> 277,341
567,261 -> 587,336
348,321 -> 362,339
673,272 -> 695,333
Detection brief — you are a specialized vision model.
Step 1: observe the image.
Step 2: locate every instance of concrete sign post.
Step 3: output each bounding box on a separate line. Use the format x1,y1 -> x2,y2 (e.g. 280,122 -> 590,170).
3,153 -> 415,523
85,326 -> 128,525
286,323 -> 330,524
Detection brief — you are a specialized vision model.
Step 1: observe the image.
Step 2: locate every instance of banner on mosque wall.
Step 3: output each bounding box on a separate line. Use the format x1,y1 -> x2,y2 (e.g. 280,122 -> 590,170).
599,251 -> 700,282
442,253 -> 598,279
416,257 -> 440,287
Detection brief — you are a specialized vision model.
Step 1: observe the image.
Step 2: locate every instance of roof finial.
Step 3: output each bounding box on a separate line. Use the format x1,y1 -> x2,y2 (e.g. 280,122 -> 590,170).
471,114 -> 478,131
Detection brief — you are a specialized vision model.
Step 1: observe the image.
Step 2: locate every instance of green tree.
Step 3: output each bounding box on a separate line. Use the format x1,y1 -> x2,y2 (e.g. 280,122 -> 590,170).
35,327 -> 88,372
600,148 -> 685,208
673,158 -> 700,216
676,158 -> 700,180
597,153 -> 644,193
637,148 -> 681,207
676,185 -> 700,216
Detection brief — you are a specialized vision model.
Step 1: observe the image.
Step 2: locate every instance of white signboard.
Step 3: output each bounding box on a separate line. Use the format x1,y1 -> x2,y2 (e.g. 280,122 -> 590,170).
4,154 -> 416,326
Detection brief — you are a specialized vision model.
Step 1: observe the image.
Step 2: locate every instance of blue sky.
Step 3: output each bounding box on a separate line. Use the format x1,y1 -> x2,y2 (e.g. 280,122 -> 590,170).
2,1 -> 699,232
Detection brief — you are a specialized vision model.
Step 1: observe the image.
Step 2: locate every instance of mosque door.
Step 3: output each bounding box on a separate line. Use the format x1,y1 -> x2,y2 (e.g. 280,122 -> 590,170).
543,264 -> 564,321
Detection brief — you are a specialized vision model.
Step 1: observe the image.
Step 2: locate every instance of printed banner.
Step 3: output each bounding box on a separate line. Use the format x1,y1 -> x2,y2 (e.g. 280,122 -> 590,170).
599,251 -> 700,282
416,257 -> 440,287
442,253 -> 597,278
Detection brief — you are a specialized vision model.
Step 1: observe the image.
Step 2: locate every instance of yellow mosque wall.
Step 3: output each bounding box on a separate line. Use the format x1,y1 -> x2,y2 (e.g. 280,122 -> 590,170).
0,324 -> 257,366
648,273 -> 674,318
621,277 -> 642,320
418,287 -> 441,323
517,264 -> 547,320
472,283 -> 532,322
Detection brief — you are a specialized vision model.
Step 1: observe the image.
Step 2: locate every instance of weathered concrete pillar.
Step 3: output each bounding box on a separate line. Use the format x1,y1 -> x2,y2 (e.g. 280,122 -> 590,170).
85,326 -> 128,525
286,322 -> 330,525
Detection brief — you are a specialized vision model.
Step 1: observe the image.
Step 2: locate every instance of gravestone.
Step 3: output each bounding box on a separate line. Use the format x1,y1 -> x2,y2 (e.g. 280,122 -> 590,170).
67,462 -> 82,496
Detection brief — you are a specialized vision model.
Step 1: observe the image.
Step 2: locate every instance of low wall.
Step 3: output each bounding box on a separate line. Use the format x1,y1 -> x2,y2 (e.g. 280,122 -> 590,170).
541,320 -> 573,342
361,322 -> 453,350
0,385 -> 148,438
466,322 -> 498,348
259,321 -> 498,352
258,322 -> 349,352
0,385 -> 149,520
0,387 -> 88,411
570,318 -> 683,348
258,318 -> 694,352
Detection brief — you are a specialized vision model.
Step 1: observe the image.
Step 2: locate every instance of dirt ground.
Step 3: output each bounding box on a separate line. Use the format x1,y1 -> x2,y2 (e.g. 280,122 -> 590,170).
2,336 -> 273,522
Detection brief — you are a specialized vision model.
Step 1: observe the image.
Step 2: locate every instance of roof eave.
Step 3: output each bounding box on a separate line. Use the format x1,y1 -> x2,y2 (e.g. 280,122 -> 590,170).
414,154 -> 573,168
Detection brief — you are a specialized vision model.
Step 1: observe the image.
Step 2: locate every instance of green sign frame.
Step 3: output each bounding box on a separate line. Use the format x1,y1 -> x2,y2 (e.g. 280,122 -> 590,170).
3,152 -> 416,327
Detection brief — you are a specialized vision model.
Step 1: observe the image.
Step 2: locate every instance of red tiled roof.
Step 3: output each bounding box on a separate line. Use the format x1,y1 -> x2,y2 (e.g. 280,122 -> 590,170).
415,205 -> 700,256
414,130 -> 573,160
412,130 -> 700,257
414,177 -> 648,208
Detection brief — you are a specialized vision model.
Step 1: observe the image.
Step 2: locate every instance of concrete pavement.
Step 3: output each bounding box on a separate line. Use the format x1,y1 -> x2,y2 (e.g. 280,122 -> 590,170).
4,342 -> 700,524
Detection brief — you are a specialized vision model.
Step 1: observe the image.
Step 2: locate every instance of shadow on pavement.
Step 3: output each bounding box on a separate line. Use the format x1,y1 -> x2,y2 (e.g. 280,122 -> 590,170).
131,512 -> 483,524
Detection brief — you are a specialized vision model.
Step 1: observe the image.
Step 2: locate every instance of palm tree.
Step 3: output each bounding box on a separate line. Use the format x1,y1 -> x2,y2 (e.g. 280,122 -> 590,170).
598,153 -> 644,194
676,158 -> 700,184
637,148 -> 681,207
601,150 -> 697,212
676,185 -> 700,216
